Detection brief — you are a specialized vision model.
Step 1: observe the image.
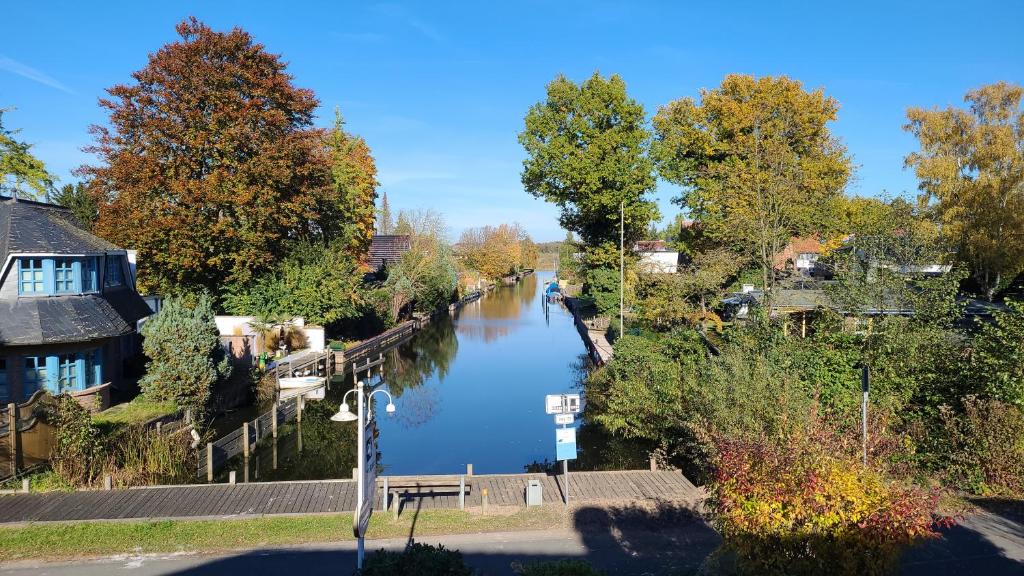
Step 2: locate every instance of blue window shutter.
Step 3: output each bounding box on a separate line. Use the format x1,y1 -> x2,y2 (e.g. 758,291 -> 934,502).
76,355 -> 87,390
15,259 -> 22,295
42,259 -> 55,296
45,356 -> 59,393
71,260 -> 82,293
92,350 -> 103,385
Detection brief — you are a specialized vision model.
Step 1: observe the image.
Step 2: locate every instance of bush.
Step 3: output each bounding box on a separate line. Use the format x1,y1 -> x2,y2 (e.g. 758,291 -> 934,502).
709,425 -> 948,576
49,396 -> 101,487
99,426 -> 197,487
360,542 -> 472,576
516,560 -> 605,576
139,294 -> 231,415
940,396 -> 1024,496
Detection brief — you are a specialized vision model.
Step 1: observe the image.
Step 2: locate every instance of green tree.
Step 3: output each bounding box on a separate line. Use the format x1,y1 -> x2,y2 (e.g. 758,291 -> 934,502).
557,231 -> 578,281
52,181 -> 98,230
383,209 -> 458,321
0,108 -> 53,200
652,74 -> 852,290
973,300 -> 1024,408
222,241 -> 363,327
519,72 -> 659,253
139,295 -> 231,414
378,190 -> 394,234
905,81 -> 1024,299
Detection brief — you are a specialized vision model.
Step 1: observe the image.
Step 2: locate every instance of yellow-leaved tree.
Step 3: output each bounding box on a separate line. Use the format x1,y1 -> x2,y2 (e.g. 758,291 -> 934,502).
652,75 -> 852,290
904,81 -> 1024,300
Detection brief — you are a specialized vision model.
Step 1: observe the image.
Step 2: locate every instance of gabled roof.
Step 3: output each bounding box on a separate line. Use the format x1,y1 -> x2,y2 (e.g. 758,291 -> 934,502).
635,240 -> 671,252
0,291 -> 153,346
0,196 -> 119,265
367,234 -> 411,270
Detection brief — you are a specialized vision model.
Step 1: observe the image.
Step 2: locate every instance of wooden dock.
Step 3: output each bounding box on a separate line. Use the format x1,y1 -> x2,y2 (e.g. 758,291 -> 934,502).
0,470 -> 700,524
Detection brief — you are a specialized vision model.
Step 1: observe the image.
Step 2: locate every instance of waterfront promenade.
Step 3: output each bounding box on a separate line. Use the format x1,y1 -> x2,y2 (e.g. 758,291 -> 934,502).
0,470 -> 700,524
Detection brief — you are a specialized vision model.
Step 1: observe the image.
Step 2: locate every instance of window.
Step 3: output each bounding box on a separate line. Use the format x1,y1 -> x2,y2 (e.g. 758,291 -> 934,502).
0,358 -> 7,403
57,354 -> 79,392
81,257 -> 98,292
105,256 -> 124,287
18,258 -> 44,294
23,356 -> 45,396
54,258 -> 75,293
86,349 -> 103,387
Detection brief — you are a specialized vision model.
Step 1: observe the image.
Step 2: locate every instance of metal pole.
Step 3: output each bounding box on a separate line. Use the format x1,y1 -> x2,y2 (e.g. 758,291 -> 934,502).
861,365 -> 869,466
356,379 -> 365,570
619,201 -> 624,337
563,458 -> 569,506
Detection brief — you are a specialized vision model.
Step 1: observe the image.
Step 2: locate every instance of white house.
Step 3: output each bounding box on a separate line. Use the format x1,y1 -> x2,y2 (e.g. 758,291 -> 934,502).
635,240 -> 680,274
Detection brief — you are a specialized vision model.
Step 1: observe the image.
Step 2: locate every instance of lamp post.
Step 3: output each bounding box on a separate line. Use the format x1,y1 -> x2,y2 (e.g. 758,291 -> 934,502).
332,379 -> 396,570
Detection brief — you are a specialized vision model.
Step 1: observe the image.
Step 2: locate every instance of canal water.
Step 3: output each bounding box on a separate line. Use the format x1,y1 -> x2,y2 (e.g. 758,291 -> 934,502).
244,272 -> 611,481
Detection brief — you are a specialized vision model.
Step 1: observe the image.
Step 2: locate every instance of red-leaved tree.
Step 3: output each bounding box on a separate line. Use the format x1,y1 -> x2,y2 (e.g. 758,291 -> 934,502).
80,17 -> 336,296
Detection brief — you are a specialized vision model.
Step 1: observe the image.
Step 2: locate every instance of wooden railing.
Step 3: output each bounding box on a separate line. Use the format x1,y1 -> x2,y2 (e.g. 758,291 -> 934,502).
336,320 -> 417,370
197,395 -> 302,481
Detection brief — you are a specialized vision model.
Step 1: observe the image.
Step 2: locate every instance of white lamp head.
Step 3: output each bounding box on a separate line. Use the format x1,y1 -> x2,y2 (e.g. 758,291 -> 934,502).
330,402 -> 358,422
385,402 -> 396,414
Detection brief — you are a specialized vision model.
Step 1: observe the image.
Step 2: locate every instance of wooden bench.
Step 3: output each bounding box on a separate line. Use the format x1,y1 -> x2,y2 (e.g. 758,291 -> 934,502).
380,475 -> 472,512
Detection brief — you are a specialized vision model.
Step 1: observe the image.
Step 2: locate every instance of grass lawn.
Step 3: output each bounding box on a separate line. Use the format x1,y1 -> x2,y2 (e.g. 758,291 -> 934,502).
0,507 -> 567,562
92,398 -> 178,428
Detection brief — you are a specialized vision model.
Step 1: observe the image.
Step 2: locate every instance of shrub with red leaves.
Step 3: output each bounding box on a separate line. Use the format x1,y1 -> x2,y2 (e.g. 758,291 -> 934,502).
708,423 -> 952,576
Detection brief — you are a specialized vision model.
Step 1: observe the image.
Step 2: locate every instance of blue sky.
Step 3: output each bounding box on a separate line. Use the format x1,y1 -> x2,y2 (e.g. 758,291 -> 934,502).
3,1 -> 1022,241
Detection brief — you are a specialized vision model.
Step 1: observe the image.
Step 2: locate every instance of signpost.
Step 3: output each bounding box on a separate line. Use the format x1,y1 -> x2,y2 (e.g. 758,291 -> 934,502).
545,394 -> 581,415
333,355 -> 393,571
546,394 -> 581,505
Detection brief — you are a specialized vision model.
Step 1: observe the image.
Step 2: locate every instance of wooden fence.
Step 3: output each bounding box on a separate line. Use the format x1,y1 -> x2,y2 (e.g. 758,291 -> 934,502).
197,394 -> 302,481
0,391 -> 54,481
336,320 -> 417,370
198,319 -> 422,481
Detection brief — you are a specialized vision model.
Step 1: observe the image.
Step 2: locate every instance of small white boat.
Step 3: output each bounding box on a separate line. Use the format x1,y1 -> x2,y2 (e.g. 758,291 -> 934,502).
278,375 -> 326,389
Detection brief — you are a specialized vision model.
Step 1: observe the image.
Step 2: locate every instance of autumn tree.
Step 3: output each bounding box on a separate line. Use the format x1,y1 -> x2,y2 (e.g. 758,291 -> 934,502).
383,209 -> 458,321
81,18 -> 331,296
652,74 -> 852,290
905,81 -> 1024,299
325,109 -> 378,258
520,234 -> 539,269
458,223 -> 534,280
0,108 -> 53,200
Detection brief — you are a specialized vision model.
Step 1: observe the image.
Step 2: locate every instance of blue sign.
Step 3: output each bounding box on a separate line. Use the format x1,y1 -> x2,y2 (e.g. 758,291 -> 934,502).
555,427 -> 577,461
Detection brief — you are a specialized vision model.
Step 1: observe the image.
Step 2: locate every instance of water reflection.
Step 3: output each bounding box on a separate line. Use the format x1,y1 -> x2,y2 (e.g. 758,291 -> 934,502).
235,272 -> 622,479
246,401 -> 359,482
383,319 -> 458,397
455,274 -> 538,343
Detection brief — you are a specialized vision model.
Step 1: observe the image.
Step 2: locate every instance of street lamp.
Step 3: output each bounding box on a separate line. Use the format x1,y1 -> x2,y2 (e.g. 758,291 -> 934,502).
331,379 -> 396,569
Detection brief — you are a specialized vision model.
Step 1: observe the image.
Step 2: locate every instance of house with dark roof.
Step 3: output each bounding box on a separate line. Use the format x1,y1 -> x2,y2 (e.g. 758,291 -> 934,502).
0,196 -> 153,409
366,234 -> 411,271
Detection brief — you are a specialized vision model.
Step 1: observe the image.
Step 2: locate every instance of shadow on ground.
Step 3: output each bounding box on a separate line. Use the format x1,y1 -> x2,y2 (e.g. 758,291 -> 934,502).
901,497 -> 1024,576
163,501 -> 720,576
152,498 -> 1024,575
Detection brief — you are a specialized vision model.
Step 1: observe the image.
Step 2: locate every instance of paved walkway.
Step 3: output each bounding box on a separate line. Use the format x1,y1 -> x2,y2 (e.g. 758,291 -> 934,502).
0,471 -> 700,524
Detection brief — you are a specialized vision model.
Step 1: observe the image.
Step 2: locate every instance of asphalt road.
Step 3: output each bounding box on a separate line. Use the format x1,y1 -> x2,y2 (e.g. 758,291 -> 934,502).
2,506 -> 1021,575
0,523 -> 721,576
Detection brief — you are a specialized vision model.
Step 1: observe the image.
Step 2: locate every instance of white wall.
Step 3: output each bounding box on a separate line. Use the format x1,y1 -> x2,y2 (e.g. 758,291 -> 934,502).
214,315 -> 324,351
638,252 -> 679,274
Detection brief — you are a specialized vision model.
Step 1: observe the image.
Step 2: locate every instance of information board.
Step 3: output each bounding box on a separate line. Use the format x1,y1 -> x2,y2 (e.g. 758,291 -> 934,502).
555,427 -> 577,461
545,394 -> 582,415
354,418 -> 377,537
